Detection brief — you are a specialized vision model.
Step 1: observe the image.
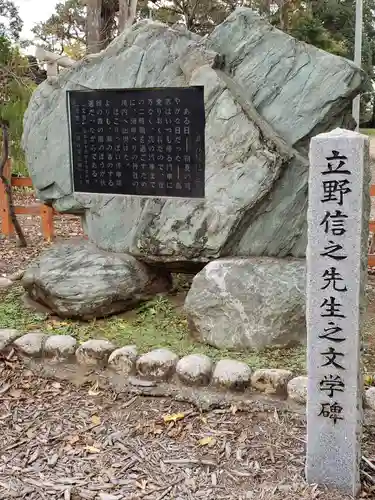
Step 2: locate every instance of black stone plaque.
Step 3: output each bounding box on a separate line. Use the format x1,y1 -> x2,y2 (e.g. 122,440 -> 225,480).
67,87 -> 205,198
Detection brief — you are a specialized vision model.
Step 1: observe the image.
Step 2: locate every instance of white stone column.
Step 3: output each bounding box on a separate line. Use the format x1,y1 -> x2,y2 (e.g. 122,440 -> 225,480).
306,128 -> 370,496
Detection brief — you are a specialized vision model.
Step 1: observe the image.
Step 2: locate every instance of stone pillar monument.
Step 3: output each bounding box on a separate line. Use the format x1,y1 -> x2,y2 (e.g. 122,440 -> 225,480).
306,128 -> 370,496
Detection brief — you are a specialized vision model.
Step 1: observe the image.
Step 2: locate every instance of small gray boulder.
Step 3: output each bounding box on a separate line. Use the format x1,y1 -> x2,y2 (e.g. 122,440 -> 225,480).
136,348 -> 178,381
108,345 -> 138,375
176,354 -> 213,386
9,269 -> 25,281
364,387 -> 375,410
212,359 -> 251,391
76,339 -> 116,366
14,332 -> 47,357
22,240 -> 172,320
0,329 -> 22,351
251,368 -> 293,395
287,376 -> 308,404
185,257 -> 306,350
44,335 -> 77,359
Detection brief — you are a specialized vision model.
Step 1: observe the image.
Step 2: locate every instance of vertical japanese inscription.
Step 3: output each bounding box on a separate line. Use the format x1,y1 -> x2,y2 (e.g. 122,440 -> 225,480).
306,129 -> 369,496
317,149 -> 350,422
67,87 -> 205,198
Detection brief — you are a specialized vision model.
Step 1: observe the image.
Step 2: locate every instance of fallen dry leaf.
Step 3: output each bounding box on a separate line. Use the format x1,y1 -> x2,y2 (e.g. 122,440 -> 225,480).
85,445 -> 101,454
68,435 -> 80,445
163,412 -> 185,423
91,415 -> 101,425
88,382 -> 100,396
9,389 -> 22,399
230,405 -> 238,415
26,428 -> 36,439
135,479 -> 147,490
198,436 -> 216,447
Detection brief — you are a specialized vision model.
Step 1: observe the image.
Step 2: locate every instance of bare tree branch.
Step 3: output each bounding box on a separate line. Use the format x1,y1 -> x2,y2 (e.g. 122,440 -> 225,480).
0,120 -> 27,247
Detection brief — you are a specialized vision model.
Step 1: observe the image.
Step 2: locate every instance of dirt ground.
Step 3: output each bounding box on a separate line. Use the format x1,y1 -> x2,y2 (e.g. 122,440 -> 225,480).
0,356 -> 374,500
0,190 -> 82,277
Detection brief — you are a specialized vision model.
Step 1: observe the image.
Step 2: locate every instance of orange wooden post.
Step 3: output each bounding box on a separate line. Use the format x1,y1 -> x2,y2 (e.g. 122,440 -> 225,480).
369,184 -> 375,266
40,204 -> 54,241
0,159 -> 14,236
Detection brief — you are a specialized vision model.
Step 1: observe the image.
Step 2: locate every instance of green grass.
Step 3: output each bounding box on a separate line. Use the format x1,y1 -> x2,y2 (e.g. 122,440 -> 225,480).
360,128 -> 375,136
0,285 -> 307,374
11,159 -> 29,177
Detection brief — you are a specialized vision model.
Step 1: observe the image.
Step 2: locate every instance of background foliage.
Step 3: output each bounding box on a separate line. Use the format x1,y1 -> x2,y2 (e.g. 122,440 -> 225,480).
0,0 -> 45,174
1,0 -> 375,174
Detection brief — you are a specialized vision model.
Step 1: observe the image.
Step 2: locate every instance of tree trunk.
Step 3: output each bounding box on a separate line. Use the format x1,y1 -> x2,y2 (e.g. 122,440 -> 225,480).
101,3 -> 115,49
262,0 -> 271,16
279,0 -> 289,32
118,0 -> 138,32
86,0 -> 102,54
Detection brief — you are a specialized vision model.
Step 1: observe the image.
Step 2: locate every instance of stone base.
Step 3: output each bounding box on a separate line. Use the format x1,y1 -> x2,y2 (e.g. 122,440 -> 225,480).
1,328 -> 375,418
185,257 -> 306,350
21,240 -> 172,320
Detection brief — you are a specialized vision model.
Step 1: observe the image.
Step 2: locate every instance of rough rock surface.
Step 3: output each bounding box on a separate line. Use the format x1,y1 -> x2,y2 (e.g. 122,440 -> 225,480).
22,240 -> 171,319
108,345 -> 138,375
185,257 -> 306,349
212,359 -> 251,391
14,332 -> 47,357
136,348 -> 178,380
364,387 -> 375,410
9,269 -> 25,281
76,339 -> 116,366
251,368 -> 293,395
44,335 -> 77,359
0,329 -> 22,350
176,354 -> 213,386
287,376 -> 308,404
22,9 -> 364,269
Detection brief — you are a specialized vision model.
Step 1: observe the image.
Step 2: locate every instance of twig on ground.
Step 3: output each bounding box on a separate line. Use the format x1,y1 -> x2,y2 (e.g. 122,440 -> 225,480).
362,455 -> 375,472
155,485 -> 173,500
361,469 -> 375,484
163,458 -> 216,467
